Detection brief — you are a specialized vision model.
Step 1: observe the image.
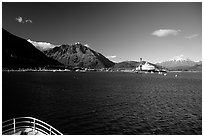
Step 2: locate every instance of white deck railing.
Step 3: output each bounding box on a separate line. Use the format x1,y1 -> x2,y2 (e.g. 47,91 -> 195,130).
2,117 -> 63,135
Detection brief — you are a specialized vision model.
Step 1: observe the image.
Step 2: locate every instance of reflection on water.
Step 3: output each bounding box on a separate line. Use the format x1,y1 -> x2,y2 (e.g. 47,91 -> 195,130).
3,72 -> 202,135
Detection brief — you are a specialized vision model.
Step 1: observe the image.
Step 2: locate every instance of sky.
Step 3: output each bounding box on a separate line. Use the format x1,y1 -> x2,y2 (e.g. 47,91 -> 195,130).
2,2 -> 202,63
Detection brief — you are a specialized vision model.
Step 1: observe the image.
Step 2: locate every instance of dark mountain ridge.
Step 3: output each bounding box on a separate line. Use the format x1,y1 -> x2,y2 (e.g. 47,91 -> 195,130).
44,43 -> 115,68
2,28 -> 61,69
113,61 -> 139,69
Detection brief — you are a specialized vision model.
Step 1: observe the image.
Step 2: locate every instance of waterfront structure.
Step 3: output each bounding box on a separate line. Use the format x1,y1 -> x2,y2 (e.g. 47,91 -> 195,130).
136,61 -> 155,71
136,58 -> 156,72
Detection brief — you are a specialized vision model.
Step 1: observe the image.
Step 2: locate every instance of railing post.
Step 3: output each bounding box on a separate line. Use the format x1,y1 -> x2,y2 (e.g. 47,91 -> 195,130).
13,118 -> 15,134
33,118 -> 36,133
49,127 -> 52,135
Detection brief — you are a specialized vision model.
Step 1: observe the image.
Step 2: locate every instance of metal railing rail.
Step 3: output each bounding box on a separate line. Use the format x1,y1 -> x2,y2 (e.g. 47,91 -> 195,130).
2,117 -> 63,135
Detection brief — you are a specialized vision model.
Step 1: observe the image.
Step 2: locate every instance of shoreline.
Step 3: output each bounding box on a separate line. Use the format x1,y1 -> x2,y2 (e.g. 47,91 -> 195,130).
2,69 -> 202,73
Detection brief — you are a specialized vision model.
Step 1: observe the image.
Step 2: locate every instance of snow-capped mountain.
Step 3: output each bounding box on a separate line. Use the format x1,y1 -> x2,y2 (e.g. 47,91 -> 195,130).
27,39 -> 60,51
156,55 -> 201,70
168,55 -> 190,62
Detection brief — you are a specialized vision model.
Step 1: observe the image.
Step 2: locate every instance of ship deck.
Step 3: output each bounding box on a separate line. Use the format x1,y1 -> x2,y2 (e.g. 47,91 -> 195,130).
2,117 -> 63,135
3,127 -> 46,135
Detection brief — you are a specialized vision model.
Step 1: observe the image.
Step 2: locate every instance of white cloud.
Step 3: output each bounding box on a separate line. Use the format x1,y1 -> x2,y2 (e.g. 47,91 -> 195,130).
28,39 -> 59,51
185,34 -> 199,39
152,29 -> 181,37
25,19 -> 32,23
106,55 -> 117,59
16,16 -> 23,23
15,16 -> 32,23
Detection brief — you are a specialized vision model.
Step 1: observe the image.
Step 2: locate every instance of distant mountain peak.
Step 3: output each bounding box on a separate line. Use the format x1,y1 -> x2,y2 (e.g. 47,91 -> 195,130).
169,55 -> 191,62
156,55 -> 201,71
44,43 -> 115,68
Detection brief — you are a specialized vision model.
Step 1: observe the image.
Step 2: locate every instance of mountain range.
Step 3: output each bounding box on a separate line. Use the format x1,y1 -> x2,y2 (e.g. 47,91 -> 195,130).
2,29 -> 114,69
156,58 -> 201,71
2,28 -> 201,71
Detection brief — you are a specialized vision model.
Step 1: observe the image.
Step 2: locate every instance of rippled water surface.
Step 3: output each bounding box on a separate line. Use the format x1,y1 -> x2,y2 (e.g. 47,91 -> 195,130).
3,71 -> 202,135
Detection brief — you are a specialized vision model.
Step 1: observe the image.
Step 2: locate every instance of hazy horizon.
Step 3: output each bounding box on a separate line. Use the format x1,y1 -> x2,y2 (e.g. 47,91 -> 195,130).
2,2 -> 202,63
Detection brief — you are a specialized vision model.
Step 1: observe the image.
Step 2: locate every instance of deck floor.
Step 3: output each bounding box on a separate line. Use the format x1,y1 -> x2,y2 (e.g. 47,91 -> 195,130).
4,128 -> 45,135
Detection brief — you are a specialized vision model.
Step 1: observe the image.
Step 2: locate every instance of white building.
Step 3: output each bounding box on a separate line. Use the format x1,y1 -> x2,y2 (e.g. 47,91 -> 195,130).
136,61 -> 155,71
